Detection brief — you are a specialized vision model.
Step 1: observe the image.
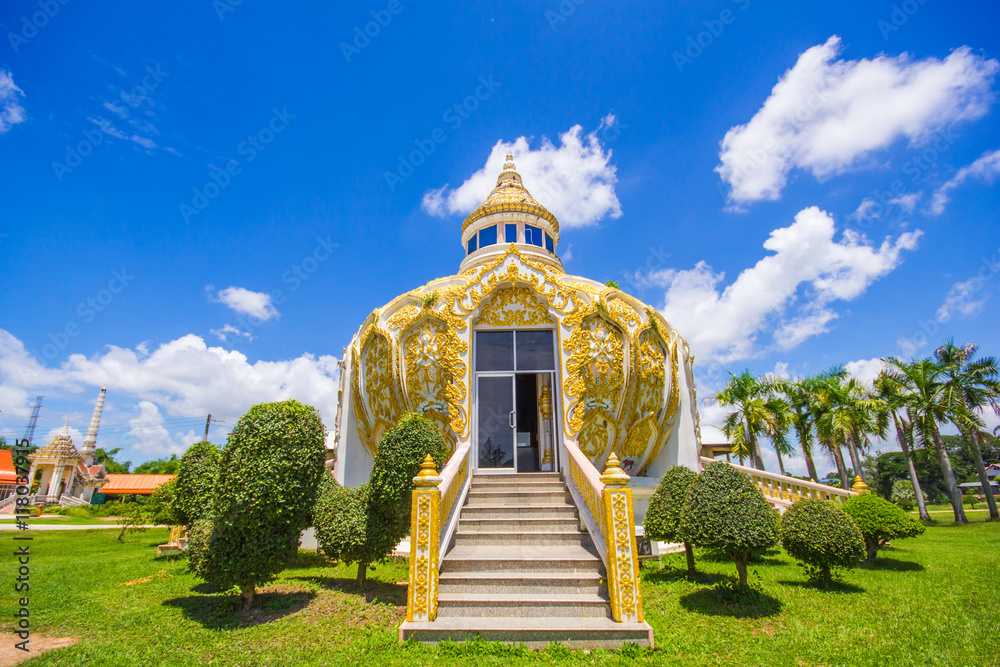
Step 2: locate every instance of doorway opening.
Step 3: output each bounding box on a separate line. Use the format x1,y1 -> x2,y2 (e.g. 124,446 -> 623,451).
474,330 -> 558,473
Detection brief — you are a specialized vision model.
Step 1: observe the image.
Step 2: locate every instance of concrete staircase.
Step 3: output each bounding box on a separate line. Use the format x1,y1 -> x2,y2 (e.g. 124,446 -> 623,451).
399,472 -> 652,649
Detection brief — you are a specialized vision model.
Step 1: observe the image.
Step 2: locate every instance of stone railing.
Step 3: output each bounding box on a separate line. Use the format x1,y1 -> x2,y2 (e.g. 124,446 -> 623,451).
58,494 -> 89,507
700,457 -> 858,508
405,439 -> 472,623
564,439 -> 644,624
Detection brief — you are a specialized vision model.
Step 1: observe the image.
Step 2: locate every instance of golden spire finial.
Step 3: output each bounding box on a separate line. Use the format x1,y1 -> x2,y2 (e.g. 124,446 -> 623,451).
600,452 -> 630,487
413,454 -> 441,487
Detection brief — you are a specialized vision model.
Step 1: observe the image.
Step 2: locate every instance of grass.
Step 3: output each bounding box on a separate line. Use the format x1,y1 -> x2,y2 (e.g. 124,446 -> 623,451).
4,522 -> 998,667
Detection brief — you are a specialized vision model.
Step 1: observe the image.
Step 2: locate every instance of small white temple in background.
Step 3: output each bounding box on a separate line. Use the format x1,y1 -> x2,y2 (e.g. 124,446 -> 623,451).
27,388 -> 108,505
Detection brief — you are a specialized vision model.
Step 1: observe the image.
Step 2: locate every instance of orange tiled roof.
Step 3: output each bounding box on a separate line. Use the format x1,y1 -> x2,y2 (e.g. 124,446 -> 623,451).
100,474 -> 175,495
0,450 -> 16,485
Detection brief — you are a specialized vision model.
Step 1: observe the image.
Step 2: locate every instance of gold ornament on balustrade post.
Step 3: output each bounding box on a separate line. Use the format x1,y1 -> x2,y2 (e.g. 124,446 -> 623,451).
599,452 -> 644,624
406,454 -> 442,623
851,476 -> 870,494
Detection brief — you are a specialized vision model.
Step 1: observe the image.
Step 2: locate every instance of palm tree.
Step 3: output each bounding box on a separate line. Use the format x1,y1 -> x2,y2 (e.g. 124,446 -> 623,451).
778,376 -> 823,481
883,357 -> 970,524
715,371 -> 793,472
873,371 -> 931,521
935,341 -> 1000,521
812,369 -> 882,488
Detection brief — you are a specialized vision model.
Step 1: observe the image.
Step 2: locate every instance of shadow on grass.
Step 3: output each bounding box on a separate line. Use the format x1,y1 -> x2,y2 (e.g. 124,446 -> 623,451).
859,556 -> 924,572
286,574 -> 407,606
642,567 -> 729,586
679,586 -> 783,619
164,589 -> 316,630
698,548 -> 787,568
777,579 -> 866,594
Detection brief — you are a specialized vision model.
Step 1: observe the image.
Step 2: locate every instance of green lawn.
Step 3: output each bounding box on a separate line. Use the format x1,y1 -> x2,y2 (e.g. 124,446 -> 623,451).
5,521 -> 999,667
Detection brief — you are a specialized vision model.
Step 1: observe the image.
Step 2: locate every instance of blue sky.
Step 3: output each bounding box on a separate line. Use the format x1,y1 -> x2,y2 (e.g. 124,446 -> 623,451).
1,0 -> 998,473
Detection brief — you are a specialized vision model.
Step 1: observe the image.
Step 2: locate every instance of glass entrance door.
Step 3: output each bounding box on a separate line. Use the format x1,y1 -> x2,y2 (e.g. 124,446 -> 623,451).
476,375 -> 515,469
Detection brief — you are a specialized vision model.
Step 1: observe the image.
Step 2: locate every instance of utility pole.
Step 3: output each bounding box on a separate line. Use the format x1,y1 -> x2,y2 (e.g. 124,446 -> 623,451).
203,414 -> 224,442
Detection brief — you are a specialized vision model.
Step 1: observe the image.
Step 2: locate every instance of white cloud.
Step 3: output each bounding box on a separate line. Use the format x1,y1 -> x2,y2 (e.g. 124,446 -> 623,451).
0,70 -> 26,134
890,192 -> 920,213
936,278 -> 988,322
717,36 -> 998,204
653,206 -> 921,363
850,198 -> 881,221
929,148 -> 1000,215
214,286 -> 279,321
127,401 -> 186,456
210,323 -> 254,342
845,357 -> 885,384
422,119 -> 622,228
0,330 -> 340,459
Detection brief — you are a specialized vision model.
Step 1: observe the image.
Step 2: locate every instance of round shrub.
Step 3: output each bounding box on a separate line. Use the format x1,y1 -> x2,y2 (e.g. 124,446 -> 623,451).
147,478 -> 183,526
643,465 -> 699,574
680,462 -> 780,588
173,441 -> 221,525
313,474 -> 370,569
190,399 -> 327,607
312,412 -> 449,586
842,492 -> 925,561
781,499 -> 864,582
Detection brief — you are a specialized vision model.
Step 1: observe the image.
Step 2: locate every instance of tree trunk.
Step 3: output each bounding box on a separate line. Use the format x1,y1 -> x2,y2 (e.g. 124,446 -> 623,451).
734,556 -> 748,588
961,429 -> 999,521
776,451 -> 786,477
241,584 -> 255,609
749,432 -> 765,471
356,562 -> 368,587
894,415 -> 930,521
803,448 -> 819,482
831,442 -> 850,490
684,542 -> 696,576
865,538 -> 879,562
929,424 -> 968,524
845,432 -> 864,484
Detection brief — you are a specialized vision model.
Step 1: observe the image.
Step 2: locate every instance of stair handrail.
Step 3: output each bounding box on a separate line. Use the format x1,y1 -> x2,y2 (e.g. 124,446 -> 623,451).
563,438 -> 644,624
437,438 -> 472,552
700,457 -> 857,506
563,437 -> 608,563
405,440 -> 471,624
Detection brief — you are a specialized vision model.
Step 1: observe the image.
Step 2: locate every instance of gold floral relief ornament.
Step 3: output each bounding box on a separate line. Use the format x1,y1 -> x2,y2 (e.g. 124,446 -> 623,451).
475,285 -> 553,327
353,328 -> 400,457
562,311 -> 626,439
401,315 -> 469,439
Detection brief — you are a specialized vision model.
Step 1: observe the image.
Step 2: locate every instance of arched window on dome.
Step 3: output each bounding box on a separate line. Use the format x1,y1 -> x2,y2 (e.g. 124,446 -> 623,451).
479,225 -> 497,247
545,233 -> 554,253
467,236 -> 477,255
505,224 -> 517,243
525,225 -> 543,248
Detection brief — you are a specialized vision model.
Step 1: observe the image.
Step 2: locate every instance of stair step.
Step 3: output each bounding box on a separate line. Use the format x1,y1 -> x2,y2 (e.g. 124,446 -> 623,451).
436,593 -> 612,618
399,617 -> 653,649
452,530 -> 591,547
469,480 -> 567,491
465,490 -> 572,506
442,544 -> 603,574
458,517 -> 580,532
459,505 -> 578,520
438,571 -> 605,595
472,473 -> 562,481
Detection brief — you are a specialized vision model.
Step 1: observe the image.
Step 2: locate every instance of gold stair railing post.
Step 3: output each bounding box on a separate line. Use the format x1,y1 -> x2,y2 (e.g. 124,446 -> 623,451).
406,455 -> 442,622
600,453 -> 644,624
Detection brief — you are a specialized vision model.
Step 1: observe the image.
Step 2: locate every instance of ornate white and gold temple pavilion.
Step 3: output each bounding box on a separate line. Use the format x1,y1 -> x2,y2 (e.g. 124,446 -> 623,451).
333,155 -> 702,488
329,155 -> 709,647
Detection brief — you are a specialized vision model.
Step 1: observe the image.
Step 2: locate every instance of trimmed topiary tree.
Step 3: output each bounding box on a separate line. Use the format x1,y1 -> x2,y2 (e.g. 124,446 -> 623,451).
189,399 -> 326,608
173,441 -> 221,525
680,462 -> 780,589
842,492 -> 925,561
643,465 -> 699,575
781,499 -> 864,583
314,412 -> 450,586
